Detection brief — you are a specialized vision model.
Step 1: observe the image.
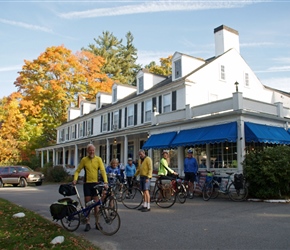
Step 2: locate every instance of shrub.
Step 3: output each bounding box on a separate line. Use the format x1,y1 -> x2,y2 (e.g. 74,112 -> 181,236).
243,145 -> 290,199
43,165 -> 72,182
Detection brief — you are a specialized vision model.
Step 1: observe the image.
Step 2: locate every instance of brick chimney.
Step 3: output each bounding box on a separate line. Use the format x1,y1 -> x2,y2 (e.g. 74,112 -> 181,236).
214,25 -> 240,57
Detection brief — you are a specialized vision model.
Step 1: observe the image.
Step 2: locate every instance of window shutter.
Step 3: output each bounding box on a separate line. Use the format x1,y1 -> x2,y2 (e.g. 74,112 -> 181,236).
158,95 -> 162,113
152,97 -> 156,112
91,119 -> 94,134
124,107 -> 127,127
107,113 -> 110,131
172,91 -> 176,111
141,102 -> 144,124
111,112 -> 113,131
100,116 -> 103,132
134,104 -> 137,125
119,109 -> 122,129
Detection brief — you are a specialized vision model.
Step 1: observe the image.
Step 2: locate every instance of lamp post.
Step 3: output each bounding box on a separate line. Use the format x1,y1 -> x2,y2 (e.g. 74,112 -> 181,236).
234,81 -> 239,92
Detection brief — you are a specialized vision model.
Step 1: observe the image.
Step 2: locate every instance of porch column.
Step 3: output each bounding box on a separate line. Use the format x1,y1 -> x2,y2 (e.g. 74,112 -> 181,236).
74,144 -> 78,167
177,147 -> 184,176
237,119 -> 245,172
124,135 -> 128,163
106,139 -> 110,166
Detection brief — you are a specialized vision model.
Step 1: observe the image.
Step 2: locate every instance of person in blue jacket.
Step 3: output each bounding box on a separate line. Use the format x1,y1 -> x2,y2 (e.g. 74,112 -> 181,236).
106,158 -> 121,185
125,158 -> 136,196
184,149 -> 198,199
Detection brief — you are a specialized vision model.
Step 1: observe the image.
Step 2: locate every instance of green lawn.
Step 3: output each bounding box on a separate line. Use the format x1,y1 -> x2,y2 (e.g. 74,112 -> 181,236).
0,198 -> 100,250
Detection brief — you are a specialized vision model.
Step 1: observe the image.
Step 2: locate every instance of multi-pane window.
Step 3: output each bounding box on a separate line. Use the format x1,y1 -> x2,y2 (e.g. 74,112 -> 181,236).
79,123 -> 83,138
60,129 -> 64,142
87,120 -> 91,136
145,99 -> 152,122
163,93 -> 171,113
244,72 -> 249,87
65,127 -> 69,141
220,65 -> 225,80
113,111 -> 119,130
102,115 -> 108,132
127,105 -> 134,126
138,76 -> 144,93
71,125 -> 76,139
112,88 -> 117,103
174,59 -> 181,79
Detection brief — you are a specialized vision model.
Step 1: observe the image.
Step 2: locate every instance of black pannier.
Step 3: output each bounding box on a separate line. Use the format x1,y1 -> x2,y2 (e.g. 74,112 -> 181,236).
59,184 -> 76,196
234,173 -> 244,190
50,202 -> 68,221
49,198 -> 78,221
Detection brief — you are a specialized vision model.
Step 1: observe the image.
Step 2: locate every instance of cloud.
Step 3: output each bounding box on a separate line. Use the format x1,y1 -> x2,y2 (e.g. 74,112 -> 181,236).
262,77 -> 290,92
59,1 -> 254,19
0,65 -> 22,72
137,50 -> 174,66
0,18 -> 52,33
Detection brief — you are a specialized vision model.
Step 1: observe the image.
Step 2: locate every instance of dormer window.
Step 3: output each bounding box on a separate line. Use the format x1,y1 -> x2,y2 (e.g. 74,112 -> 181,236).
80,104 -> 84,115
174,59 -> 182,79
138,76 -> 144,93
112,88 -> 117,103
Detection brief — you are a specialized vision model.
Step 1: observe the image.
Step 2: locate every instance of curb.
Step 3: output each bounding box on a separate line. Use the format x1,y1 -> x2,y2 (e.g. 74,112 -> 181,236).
248,198 -> 290,203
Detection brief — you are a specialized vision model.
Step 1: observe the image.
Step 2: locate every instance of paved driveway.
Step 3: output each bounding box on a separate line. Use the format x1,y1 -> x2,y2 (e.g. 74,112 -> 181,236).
1,184 -> 290,250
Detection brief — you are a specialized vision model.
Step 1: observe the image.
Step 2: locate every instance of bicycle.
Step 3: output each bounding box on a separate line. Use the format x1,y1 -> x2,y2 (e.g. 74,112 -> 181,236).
121,176 -> 177,209
203,172 -> 248,201
172,175 -> 187,203
53,183 -> 121,236
121,178 -> 143,209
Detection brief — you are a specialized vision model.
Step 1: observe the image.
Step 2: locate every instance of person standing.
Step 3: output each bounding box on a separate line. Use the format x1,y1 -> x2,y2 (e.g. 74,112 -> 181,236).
158,150 -> 178,179
106,158 -> 121,185
125,158 -> 136,196
199,158 -> 207,168
134,149 -> 152,212
184,149 -> 198,199
72,144 -> 108,232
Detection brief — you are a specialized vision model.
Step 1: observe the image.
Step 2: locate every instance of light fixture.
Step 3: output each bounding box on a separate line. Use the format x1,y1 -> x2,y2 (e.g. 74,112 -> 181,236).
234,81 -> 239,92
114,138 -> 117,144
147,133 -> 150,138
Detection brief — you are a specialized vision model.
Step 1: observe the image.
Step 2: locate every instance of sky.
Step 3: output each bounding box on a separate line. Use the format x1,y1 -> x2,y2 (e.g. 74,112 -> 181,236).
1,0 -> 290,98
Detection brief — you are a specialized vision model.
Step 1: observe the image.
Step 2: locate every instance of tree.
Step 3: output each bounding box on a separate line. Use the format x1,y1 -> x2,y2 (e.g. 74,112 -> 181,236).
14,45 -> 112,144
145,55 -> 172,76
0,94 -> 32,164
84,31 -> 141,85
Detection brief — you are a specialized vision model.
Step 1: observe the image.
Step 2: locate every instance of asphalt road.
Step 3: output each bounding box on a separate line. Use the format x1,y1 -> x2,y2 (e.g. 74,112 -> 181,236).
1,183 -> 290,250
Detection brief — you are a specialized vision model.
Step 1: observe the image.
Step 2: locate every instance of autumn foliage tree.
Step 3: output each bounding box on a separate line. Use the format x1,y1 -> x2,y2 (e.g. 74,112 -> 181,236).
0,93 -> 40,164
14,45 -> 113,145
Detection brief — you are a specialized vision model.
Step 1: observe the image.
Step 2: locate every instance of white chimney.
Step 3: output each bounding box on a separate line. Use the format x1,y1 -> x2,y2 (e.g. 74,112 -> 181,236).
214,25 -> 240,57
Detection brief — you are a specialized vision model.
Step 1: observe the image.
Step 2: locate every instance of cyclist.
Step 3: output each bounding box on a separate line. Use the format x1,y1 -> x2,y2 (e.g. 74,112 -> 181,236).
134,149 -> 152,212
106,158 -> 121,185
158,150 -> 178,181
72,143 -> 108,232
125,158 -> 136,197
184,149 -> 199,199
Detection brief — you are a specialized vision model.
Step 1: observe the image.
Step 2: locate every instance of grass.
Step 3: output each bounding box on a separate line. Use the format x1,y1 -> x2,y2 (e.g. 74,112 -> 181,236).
0,198 -> 100,250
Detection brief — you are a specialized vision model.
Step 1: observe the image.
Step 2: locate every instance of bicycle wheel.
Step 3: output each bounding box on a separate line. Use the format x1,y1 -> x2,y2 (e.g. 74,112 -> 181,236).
114,183 -> 125,202
228,182 -> 248,201
202,181 -> 216,201
211,181 -> 219,199
60,204 -> 80,232
121,187 -> 143,209
155,187 -> 176,208
96,207 -> 121,236
177,184 -> 187,204
104,196 -> 118,211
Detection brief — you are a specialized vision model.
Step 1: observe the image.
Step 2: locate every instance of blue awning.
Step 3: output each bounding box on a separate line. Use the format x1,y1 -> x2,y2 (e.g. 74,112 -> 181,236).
245,122 -> 290,144
142,131 -> 177,150
170,122 -> 237,147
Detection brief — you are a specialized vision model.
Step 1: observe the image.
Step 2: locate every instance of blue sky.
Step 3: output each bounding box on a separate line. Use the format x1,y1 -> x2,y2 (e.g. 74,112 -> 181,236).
1,0 -> 290,98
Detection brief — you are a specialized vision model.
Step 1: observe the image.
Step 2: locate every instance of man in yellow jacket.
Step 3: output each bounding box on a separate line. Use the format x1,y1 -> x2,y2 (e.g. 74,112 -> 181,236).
73,144 -> 108,232
135,149 -> 152,212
